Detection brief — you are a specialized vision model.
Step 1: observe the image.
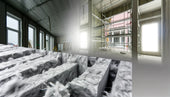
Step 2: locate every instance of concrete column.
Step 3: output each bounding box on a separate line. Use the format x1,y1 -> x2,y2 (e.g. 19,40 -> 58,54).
133,1 -> 170,97
44,32 -> 46,50
22,17 -> 28,47
162,0 -> 170,65
88,0 -> 93,54
0,1 -> 7,44
162,1 -> 170,96
36,27 -> 40,49
132,0 -> 138,62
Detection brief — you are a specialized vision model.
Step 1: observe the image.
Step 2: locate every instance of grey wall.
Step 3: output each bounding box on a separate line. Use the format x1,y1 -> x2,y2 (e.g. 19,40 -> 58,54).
0,1 -> 7,44
133,1 -> 170,97
0,0 -> 56,48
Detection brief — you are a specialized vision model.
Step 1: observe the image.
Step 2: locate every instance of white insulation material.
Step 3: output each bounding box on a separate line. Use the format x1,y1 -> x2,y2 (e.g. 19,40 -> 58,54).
0,44 -> 132,97
43,81 -> 70,97
15,63 -> 77,97
68,58 -> 111,97
0,45 -> 14,52
62,53 -> 88,75
0,63 -> 77,97
0,53 -> 45,71
0,47 -> 35,63
109,61 -> 132,97
0,55 -> 61,85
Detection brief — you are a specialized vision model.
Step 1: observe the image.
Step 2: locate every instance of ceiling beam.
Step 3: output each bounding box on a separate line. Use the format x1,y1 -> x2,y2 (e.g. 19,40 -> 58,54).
27,0 -> 52,12
93,0 -> 103,7
103,0 -> 153,18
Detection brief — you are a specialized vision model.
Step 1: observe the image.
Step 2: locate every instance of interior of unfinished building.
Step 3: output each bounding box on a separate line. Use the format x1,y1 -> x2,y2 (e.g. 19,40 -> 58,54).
0,0 -> 169,97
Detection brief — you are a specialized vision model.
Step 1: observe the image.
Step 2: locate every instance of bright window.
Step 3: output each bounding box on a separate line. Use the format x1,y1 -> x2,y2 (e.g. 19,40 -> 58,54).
50,36 -> 54,51
7,30 -> 18,46
39,31 -> 44,50
52,37 -> 54,50
46,34 -> 49,50
80,31 -> 88,49
7,16 -> 19,30
141,22 -> 159,52
28,26 -> 36,48
7,14 -> 21,46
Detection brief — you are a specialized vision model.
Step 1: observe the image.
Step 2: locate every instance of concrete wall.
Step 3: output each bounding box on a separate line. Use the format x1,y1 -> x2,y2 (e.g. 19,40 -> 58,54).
0,1 -> 7,44
0,1 -> 56,48
92,6 -> 103,50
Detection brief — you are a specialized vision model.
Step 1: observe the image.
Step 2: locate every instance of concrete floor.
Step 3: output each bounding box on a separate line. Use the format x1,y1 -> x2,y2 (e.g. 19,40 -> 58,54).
138,54 -> 162,65
67,48 -> 162,64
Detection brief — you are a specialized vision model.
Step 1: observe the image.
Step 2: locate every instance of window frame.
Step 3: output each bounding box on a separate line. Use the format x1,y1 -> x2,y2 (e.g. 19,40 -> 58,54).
80,31 -> 88,49
6,12 -> 22,46
28,25 -> 36,48
50,36 -> 53,51
39,31 -> 44,50
139,19 -> 161,56
46,34 -> 50,50
50,36 -> 54,51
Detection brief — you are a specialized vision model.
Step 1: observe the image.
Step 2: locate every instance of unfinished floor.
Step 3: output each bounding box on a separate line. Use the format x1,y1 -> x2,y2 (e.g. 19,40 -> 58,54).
0,44 -> 132,97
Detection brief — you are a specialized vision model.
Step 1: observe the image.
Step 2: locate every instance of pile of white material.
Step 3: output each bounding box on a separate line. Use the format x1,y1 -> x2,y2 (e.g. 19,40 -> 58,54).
62,53 -> 88,75
35,50 -> 48,55
68,54 -> 88,75
0,74 -> 26,97
62,53 -> 71,63
47,52 -> 62,64
0,45 -> 15,52
0,53 -> 45,71
14,63 -> 78,97
43,81 -> 70,97
88,57 -> 98,67
108,61 -> 132,97
0,47 -> 35,63
0,55 -> 61,85
68,58 -> 111,97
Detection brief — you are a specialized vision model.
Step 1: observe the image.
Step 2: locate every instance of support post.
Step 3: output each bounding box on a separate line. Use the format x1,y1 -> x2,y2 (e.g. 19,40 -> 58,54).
88,0 -> 93,54
0,1 -> 7,44
132,0 -> 138,63
162,0 -> 170,65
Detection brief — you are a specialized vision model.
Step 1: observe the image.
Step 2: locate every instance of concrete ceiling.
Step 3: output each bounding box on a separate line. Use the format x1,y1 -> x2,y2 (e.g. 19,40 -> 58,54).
5,0 -> 161,36
139,0 -> 161,14
93,0 -> 130,13
4,0 -> 79,36
94,0 -> 161,18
